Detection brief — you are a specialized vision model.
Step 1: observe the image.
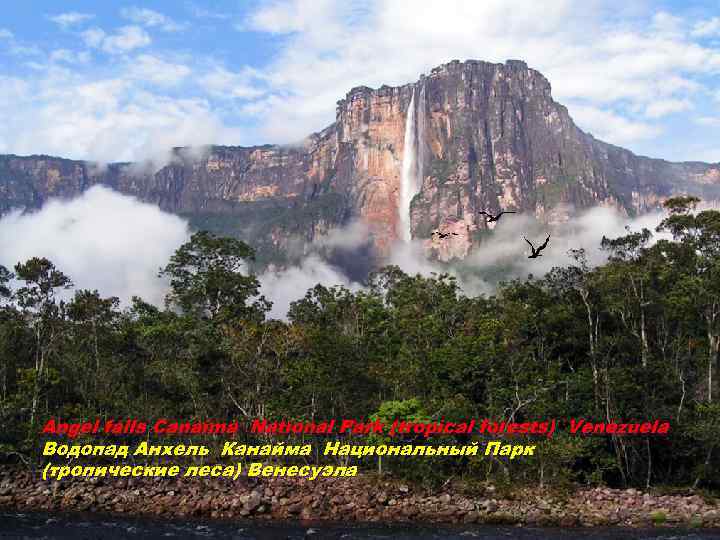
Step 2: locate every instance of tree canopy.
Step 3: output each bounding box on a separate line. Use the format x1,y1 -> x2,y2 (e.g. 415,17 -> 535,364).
1,203 -> 719,491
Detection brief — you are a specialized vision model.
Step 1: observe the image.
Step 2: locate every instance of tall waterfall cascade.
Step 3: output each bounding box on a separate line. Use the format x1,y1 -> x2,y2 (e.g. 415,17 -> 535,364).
417,83 -> 427,192
398,86 -> 425,242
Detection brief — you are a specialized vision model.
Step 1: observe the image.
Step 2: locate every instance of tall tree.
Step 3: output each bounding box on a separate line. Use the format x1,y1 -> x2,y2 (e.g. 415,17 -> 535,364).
658,197 -> 720,402
0,265 -> 12,303
160,231 -> 269,323
14,258 -> 72,427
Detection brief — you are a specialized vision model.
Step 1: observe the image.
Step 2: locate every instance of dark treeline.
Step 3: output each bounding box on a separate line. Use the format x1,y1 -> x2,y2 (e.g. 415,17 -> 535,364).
0,196 -> 719,491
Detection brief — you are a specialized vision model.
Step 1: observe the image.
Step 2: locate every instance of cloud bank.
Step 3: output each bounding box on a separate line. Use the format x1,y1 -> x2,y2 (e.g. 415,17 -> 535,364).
0,188 -> 367,317
0,186 -> 190,305
0,187 -> 690,319
387,205 -> 674,297
0,2 -> 719,163
258,255 -> 363,319
258,204 -> 681,318
239,1 -> 720,160
463,205 -> 672,276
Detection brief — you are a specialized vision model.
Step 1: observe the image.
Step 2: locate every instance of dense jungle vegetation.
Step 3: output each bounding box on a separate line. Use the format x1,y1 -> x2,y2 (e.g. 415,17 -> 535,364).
0,196 -> 719,491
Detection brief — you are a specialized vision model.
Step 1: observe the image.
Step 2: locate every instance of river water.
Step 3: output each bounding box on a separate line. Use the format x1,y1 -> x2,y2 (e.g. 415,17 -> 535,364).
2,511 -> 720,540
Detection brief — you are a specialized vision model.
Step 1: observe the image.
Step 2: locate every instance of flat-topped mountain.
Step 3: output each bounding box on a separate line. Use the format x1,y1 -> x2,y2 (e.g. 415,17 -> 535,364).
1,59 -> 718,265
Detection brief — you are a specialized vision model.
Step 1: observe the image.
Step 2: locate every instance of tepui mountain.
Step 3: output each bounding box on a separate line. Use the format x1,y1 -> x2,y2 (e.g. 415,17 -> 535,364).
1,59 -> 718,267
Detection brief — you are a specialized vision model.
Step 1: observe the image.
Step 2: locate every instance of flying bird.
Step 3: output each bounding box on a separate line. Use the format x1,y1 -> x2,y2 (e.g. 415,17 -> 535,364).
432,230 -> 460,240
524,235 -> 550,258
479,210 -> 516,222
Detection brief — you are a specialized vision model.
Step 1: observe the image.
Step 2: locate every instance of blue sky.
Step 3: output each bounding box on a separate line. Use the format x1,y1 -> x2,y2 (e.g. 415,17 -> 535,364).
1,0 -> 719,164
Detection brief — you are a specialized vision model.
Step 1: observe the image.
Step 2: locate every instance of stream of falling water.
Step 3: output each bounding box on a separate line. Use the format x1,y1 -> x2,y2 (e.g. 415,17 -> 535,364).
417,82 -> 427,191
399,90 -> 418,242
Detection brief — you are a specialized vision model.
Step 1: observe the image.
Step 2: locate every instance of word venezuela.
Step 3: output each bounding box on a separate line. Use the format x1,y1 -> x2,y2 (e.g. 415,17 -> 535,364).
250,419 -> 670,437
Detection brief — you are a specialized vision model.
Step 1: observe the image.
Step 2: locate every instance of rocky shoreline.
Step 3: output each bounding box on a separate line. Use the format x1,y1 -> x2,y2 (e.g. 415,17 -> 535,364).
1,466 -> 719,528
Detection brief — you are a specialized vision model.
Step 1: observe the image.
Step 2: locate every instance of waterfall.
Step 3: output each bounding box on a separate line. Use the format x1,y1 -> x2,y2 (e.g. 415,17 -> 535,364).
417,82 -> 427,191
399,90 -> 418,242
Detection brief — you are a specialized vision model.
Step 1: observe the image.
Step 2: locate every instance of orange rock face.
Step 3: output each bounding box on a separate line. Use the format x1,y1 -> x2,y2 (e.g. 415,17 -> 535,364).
2,59 -> 720,266
335,85 -> 410,255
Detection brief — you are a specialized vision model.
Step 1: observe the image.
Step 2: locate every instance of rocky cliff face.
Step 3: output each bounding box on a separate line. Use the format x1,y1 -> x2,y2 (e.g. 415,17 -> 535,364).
1,59 -> 719,265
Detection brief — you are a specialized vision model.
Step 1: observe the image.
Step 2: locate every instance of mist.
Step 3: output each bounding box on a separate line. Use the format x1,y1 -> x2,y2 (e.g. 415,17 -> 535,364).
0,186 -> 190,305
461,204 -> 672,276
0,187 -> 367,318
0,186 -> 683,319
258,255 -> 363,320
388,204 -> 674,296
255,220 -> 373,319
289,203 -> 677,312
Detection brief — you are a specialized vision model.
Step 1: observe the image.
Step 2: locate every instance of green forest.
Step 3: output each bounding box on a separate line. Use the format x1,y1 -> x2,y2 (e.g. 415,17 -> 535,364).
1,196 -> 719,492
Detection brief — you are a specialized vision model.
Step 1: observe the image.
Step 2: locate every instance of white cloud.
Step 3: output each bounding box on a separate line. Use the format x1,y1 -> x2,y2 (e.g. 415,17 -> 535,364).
0,182 -> 688,318
644,98 -> 693,118
0,67 -> 246,163
389,240 -> 460,283
83,26 -> 151,54
48,12 -> 94,29
252,219 -> 375,319
0,185 -> 697,319
0,29 -> 42,57
692,17 -> 720,38
9,44 -> 42,57
462,206 -> 671,278
247,0 -> 338,34
450,206 -> 671,291
121,7 -> 185,32
199,67 -> 265,99
284,204 -> 678,309
568,105 -> 661,144
81,28 -> 105,48
234,0 -> 720,149
50,49 -> 91,64
0,76 -> 29,102
695,116 -> 720,126
651,12 -> 685,35
316,220 -> 371,250
382,204 -> 676,301
0,186 -> 189,305
128,54 -> 191,86
187,3 -> 231,20
259,255 -> 361,319
3,0 -> 720,164
101,26 -> 151,54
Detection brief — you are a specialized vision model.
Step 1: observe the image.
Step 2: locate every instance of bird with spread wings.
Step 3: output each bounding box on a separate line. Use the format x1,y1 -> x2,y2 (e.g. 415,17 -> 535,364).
479,210 -> 516,222
524,235 -> 550,258
432,230 -> 461,240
